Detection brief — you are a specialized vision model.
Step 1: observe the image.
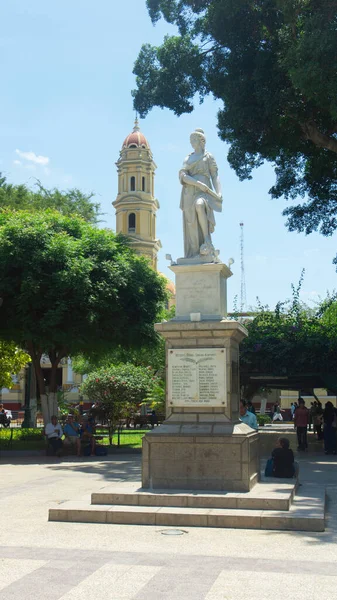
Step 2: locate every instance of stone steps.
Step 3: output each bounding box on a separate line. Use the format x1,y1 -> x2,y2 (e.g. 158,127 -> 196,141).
91,481 -> 296,511
48,482 -> 325,532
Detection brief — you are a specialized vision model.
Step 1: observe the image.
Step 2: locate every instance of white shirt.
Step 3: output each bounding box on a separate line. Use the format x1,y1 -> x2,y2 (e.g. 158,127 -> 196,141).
45,423 -> 63,439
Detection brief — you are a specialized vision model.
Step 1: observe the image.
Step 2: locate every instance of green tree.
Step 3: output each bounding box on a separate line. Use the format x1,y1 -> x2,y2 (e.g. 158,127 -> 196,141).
0,174 -> 100,224
72,340 -> 166,378
0,210 -> 167,423
134,1 -> 337,263
80,363 -> 159,442
0,342 -> 30,399
240,288 -> 337,396
71,306 -> 175,379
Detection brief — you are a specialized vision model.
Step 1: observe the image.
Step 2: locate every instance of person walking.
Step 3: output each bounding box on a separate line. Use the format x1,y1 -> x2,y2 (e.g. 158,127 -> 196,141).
308,402 -> 315,431
323,401 -> 337,455
272,406 -> 283,423
294,398 -> 309,451
314,401 -> 324,440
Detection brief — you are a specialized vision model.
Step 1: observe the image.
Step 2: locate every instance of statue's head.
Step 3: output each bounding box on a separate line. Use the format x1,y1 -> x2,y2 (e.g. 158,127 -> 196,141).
190,128 -> 206,150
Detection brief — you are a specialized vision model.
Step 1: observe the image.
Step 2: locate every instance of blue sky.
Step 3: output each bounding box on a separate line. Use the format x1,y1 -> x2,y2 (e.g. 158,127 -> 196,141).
1,0 -> 336,311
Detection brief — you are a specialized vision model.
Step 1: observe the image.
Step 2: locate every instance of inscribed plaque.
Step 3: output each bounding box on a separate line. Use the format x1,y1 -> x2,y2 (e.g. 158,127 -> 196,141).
168,348 -> 227,407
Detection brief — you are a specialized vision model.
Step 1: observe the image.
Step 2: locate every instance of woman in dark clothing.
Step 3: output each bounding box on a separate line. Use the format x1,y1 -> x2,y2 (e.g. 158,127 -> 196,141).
272,437 -> 297,478
265,437 -> 298,478
314,401 -> 324,440
323,401 -> 337,455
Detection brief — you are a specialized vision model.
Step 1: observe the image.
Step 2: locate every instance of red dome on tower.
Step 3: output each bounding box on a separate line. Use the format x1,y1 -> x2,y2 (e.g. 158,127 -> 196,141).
122,119 -> 150,149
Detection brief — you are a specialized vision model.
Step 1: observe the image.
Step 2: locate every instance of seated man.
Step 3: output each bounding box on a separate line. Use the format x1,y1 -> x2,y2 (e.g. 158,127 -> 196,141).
0,404 -> 11,427
63,414 -> 81,456
80,417 -> 96,456
266,437 -> 299,479
239,400 -> 258,430
45,415 -> 63,456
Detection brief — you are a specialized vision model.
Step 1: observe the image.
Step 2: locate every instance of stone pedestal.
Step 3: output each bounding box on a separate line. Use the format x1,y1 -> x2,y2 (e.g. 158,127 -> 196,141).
142,318 -> 260,492
170,262 -> 232,320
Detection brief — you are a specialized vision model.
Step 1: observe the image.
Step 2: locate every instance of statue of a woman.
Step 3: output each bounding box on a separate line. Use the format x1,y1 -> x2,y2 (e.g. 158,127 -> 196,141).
179,128 -> 222,260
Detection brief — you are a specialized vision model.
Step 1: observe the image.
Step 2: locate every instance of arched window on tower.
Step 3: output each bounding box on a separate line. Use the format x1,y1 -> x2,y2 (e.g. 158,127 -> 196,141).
130,176 -> 135,191
142,176 -> 146,192
128,213 -> 136,233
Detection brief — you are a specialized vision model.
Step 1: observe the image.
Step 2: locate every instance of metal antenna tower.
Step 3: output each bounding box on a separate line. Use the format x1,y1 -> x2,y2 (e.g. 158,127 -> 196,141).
240,222 -> 247,312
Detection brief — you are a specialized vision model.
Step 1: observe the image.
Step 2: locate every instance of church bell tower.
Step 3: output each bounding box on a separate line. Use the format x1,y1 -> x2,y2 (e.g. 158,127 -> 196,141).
113,119 -> 161,270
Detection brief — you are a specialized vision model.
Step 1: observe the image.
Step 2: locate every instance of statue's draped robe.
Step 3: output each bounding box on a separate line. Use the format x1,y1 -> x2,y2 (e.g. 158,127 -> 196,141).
179,152 -> 222,258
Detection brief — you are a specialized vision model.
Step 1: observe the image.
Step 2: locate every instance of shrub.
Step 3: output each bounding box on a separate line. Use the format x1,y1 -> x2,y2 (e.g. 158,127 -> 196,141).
80,363 -> 161,440
257,414 -> 271,426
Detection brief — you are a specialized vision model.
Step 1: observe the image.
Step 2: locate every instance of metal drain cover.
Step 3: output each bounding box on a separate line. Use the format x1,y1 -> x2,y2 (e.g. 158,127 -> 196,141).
159,529 -> 188,536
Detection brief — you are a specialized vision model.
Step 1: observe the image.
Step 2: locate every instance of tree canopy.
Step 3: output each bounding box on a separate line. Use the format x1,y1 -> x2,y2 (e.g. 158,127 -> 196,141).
0,174 -> 100,224
0,342 -> 30,391
134,1 -> 337,263
240,285 -> 337,396
71,305 -> 175,377
0,210 -> 167,421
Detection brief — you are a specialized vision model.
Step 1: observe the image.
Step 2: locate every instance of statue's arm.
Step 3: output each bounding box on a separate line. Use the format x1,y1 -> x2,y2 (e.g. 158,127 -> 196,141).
208,154 -> 222,198
179,168 -> 205,191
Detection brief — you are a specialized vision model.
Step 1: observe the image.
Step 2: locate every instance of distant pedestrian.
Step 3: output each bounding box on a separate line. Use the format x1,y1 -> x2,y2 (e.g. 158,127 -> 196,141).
149,410 -> 158,429
323,401 -> 337,455
314,401 -> 324,440
272,406 -> 283,423
308,402 -> 315,431
294,398 -> 309,451
290,403 -> 296,419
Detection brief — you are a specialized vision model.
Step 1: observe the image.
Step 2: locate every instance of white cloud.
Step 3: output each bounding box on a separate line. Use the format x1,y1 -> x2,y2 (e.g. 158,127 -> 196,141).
15,149 -> 50,166
13,160 -> 22,166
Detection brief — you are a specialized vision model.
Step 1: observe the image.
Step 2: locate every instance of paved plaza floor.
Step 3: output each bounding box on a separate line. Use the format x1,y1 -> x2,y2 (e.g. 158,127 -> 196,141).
1,452 -> 337,599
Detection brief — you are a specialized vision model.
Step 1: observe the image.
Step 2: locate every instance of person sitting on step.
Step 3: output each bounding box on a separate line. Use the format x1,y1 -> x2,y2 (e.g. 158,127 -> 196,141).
265,437 -> 299,479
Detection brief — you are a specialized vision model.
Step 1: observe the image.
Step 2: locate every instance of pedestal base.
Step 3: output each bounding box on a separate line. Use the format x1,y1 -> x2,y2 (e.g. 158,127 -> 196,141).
170,262 -> 232,320
142,422 -> 259,492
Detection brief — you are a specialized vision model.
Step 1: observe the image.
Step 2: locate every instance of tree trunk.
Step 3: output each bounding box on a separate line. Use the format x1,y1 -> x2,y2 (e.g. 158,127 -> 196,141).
40,392 -> 58,425
301,121 -> 337,154
26,343 -> 67,426
40,394 -> 50,425
26,343 -> 49,424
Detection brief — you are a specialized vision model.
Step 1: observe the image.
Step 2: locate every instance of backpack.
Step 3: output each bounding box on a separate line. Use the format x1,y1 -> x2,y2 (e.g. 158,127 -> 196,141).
264,458 -> 274,477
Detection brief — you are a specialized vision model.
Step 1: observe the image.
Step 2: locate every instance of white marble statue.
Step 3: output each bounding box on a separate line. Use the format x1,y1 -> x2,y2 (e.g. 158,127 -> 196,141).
179,128 -> 223,260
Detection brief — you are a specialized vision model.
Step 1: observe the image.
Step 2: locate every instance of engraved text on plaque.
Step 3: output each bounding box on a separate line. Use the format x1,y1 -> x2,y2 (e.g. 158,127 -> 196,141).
168,348 -> 226,407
